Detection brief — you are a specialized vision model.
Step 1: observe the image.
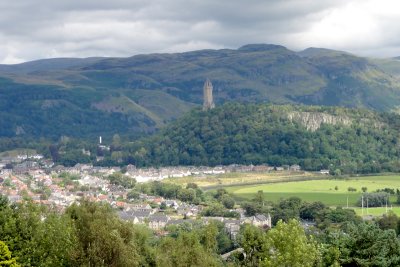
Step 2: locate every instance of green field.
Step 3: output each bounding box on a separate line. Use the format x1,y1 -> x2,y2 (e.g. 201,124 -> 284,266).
227,175 -> 400,208
352,207 -> 400,217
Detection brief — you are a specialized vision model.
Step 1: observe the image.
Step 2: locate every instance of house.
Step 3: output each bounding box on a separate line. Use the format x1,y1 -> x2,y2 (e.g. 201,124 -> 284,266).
164,200 -> 179,209
246,214 -> 272,229
289,165 -> 301,172
320,169 -> 330,175
128,203 -> 153,212
253,165 -> 274,172
224,219 -> 242,240
118,210 -> 152,224
166,219 -> 195,226
148,214 -> 170,230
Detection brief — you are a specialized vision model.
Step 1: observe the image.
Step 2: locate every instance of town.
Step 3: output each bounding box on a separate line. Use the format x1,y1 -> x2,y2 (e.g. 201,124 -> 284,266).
0,152 -> 319,238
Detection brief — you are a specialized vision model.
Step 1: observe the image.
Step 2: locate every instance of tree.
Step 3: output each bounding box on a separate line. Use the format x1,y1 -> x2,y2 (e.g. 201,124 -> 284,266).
253,190 -> 265,205
378,212 -> 399,234
220,194 -> 235,209
300,201 -> 327,221
237,224 -> 266,267
397,189 -> 400,204
325,207 -> 361,224
0,241 -> 19,267
156,232 -> 221,267
215,188 -> 228,199
361,187 -> 368,193
160,202 -> 167,210
66,200 -> 146,266
107,172 -> 136,189
242,202 -> 259,216
177,188 -> 196,203
261,219 -> 319,267
186,183 -> 198,189
357,192 -> 390,207
329,222 -> 400,266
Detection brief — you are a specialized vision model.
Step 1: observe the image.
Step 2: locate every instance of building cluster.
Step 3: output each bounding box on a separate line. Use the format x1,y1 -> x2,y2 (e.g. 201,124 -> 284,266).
117,201 -> 271,239
0,153 -> 293,238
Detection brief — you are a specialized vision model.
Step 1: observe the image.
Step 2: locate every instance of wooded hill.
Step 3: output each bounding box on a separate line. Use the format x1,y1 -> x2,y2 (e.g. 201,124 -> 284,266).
122,103 -> 400,174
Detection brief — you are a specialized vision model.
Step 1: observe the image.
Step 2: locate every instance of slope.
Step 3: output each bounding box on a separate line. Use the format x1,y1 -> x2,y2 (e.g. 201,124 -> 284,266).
125,103 -> 400,175
1,44 -> 400,140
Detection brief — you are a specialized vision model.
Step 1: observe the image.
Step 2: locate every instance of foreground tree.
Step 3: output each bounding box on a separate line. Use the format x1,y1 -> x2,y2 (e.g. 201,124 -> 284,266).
0,241 -> 19,267
156,231 -> 222,267
328,222 -> 400,266
66,200 -> 153,267
237,224 -> 266,267
261,219 -> 319,267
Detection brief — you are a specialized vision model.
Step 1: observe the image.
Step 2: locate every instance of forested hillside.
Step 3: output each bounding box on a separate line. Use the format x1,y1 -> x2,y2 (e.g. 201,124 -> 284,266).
121,103 -> 400,174
1,44 -> 400,140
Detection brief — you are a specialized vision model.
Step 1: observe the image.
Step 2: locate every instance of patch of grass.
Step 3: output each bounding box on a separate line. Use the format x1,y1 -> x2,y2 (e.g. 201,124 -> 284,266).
352,206 -> 400,217
225,175 -> 400,207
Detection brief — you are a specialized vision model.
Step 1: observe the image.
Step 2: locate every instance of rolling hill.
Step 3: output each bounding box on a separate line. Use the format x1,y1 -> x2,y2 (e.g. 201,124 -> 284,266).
1,44 -> 400,139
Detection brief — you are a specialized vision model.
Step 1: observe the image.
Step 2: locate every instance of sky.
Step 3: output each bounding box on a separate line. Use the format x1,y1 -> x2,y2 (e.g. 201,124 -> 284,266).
1,0 -> 400,64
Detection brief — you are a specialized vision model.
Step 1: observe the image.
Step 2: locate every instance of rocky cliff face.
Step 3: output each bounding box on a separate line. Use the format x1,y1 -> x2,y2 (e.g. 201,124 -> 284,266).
287,111 -> 352,131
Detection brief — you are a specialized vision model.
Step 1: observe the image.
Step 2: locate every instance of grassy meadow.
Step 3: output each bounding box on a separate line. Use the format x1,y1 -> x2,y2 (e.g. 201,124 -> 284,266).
166,172 -> 400,216
225,175 -> 400,208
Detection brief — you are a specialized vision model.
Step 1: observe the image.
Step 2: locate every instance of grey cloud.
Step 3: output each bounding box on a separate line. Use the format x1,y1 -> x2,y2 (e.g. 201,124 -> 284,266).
0,0 -> 398,63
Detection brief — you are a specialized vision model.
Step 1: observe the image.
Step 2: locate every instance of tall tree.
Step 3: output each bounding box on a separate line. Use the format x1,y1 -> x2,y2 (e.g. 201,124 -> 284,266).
261,219 -> 319,267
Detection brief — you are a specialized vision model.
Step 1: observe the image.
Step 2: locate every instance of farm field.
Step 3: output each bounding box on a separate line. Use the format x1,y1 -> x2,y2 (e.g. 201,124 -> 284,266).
164,171 -> 323,188
225,175 -> 400,209
352,207 -> 400,217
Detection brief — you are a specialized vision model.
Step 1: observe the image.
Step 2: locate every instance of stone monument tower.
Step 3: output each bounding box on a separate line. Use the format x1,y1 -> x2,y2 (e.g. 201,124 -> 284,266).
203,78 -> 215,111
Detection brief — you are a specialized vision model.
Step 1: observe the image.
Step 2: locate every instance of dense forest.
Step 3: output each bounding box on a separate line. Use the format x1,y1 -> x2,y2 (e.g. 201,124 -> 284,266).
4,102 -> 400,175
116,103 -> 400,174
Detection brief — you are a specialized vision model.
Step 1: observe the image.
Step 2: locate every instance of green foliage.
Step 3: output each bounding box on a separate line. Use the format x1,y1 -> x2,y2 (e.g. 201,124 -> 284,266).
324,207 -> 361,225
327,222 -> 400,266
125,103 -> 400,174
156,231 -> 222,267
377,212 -> 400,234
299,201 -> 327,221
361,186 -> 368,193
0,241 -> 19,267
220,194 -> 235,209
66,200 -> 150,266
0,199 -> 77,266
357,192 -> 390,207
107,172 -> 136,189
2,193 -> 400,266
272,197 -> 302,224
137,181 -> 204,204
201,203 -> 239,218
261,219 -> 320,267
237,224 -> 266,267
2,45 -> 400,144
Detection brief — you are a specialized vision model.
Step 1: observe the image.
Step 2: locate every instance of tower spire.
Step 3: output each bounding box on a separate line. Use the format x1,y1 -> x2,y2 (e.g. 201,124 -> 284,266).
203,78 -> 215,111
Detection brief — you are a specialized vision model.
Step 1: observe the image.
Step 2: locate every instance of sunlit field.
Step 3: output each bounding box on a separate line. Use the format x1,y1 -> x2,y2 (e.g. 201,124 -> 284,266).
224,175 -> 400,211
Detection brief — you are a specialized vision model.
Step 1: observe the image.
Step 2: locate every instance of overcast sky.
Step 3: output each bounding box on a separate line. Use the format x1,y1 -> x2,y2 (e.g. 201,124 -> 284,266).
1,0 -> 400,64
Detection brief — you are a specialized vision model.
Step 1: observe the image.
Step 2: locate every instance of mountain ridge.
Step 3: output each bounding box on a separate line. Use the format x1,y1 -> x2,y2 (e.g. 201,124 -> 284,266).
1,44 -> 400,139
